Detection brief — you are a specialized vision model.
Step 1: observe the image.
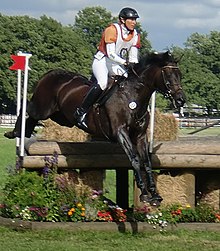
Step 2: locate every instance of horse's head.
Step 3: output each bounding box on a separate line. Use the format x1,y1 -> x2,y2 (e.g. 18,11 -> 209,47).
154,51 -> 185,108
137,51 -> 186,109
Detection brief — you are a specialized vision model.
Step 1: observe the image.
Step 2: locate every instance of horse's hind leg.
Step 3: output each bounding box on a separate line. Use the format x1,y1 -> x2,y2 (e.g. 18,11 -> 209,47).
137,134 -> 163,206
117,128 -> 147,197
4,108 -> 38,139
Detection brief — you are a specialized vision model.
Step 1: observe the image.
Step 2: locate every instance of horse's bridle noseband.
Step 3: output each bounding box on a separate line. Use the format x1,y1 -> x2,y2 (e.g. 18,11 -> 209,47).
161,65 -> 182,99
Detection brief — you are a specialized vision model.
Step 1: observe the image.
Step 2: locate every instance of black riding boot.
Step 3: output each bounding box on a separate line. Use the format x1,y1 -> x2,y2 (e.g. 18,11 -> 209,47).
74,85 -> 102,131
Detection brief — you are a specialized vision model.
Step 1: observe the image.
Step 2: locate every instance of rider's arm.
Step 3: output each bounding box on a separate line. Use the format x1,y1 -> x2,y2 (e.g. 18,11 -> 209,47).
106,43 -> 126,65
104,25 -> 126,65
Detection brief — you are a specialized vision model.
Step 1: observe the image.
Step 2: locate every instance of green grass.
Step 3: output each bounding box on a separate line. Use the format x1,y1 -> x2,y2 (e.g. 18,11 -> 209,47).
0,226 -> 220,251
0,128 -> 16,190
179,127 -> 220,136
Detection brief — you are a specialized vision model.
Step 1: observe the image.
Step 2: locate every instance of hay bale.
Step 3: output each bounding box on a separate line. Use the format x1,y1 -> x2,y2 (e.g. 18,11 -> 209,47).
80,169 -> 104,191
200,190 -> 220,210
197,171 -> 220,210
40,119 -> 89,142
55,171 -> 93,197
156,171 -> 195,207
41,110 -> 178,142
153,110 -> 178,141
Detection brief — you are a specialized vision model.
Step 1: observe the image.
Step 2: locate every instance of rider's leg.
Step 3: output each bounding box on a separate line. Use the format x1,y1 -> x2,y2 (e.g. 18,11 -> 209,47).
74,84 -> 102,130
74,57 -> 108,131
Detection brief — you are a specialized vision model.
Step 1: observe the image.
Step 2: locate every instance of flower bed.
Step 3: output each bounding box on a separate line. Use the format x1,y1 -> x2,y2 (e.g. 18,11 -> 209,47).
0,158 -> 220,229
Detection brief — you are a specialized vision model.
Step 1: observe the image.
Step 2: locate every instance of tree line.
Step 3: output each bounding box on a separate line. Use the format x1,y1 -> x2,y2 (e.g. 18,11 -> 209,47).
0,6 -> 219,115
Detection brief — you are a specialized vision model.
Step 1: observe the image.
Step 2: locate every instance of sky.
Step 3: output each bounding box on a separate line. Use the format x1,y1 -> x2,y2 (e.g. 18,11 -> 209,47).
1,0 -> 220,51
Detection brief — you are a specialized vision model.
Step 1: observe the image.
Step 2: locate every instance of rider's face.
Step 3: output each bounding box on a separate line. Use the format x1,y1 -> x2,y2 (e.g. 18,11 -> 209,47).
124,18 -> 137,31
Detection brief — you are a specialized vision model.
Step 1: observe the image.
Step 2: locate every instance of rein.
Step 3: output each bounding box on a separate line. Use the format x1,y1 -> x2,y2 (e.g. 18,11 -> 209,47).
161,65 -> 182,99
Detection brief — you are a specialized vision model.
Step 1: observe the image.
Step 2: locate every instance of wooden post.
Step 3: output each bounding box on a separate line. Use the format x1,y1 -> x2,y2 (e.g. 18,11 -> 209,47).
116,169 -> 129,209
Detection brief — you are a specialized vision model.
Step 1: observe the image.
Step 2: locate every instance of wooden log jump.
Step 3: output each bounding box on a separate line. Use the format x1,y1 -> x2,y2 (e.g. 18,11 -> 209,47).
23,139 -> 220,169
22,138 -> 220,209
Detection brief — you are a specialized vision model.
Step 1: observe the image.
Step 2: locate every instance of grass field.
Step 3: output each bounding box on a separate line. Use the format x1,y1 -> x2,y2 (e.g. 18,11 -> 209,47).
179,127 -> 220,136
1,127 -> 220,250
0,226 -> 220,251
0,128 -> 16,191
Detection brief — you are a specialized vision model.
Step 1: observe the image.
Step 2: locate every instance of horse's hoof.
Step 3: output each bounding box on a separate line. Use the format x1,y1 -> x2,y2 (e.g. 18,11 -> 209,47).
4,131 -> 16,139
139,194 -> 150,203
150,200 -> 161,207
149,194 -> 163,207
140,193 -> 163,207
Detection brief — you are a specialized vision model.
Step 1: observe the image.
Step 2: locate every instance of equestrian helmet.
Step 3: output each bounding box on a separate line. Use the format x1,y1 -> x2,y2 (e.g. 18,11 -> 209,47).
119,7 -> 139,19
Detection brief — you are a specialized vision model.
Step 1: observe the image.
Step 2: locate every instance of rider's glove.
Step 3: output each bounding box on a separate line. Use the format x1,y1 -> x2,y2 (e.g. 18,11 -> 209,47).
124,62 -> 136,71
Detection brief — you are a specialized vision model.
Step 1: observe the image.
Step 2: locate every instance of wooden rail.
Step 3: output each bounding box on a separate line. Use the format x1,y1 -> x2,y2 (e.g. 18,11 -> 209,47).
23,139 -> 220,169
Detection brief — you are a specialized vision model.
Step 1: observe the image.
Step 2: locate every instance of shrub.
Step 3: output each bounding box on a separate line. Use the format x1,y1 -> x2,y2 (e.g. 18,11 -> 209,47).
0,157 -> 127,223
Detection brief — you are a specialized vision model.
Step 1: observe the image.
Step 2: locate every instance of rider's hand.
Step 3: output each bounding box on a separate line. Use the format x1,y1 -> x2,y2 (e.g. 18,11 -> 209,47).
124,62 -> 136,71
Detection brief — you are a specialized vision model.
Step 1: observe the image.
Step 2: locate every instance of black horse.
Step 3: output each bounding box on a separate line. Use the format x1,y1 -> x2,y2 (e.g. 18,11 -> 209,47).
5,51 -> 185,206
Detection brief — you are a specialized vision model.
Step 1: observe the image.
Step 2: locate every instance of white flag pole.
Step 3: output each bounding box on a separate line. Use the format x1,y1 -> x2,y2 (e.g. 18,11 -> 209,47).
149,91 -> 156,154
16,51 -> 22,155
20,53 -> 32,157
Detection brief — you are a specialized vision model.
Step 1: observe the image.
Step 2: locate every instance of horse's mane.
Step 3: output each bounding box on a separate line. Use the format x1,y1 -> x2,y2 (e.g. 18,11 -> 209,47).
136,51 -> 176,71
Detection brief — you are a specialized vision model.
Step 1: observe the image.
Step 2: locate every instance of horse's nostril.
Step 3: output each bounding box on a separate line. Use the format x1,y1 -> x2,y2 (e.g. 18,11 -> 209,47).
179,100 -> 185,107
175,97 -> 185,108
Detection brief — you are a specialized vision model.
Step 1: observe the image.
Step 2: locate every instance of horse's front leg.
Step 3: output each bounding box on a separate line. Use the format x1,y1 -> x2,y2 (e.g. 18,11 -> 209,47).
137,134 -> 163,206
117,127 -> 148,198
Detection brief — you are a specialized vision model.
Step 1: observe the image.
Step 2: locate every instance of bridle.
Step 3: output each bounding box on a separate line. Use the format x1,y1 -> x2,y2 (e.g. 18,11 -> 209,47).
160,65 -> 182,99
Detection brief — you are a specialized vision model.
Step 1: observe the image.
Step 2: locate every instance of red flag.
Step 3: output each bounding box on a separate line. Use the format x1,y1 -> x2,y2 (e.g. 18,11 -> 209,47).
9,55 -> 26,70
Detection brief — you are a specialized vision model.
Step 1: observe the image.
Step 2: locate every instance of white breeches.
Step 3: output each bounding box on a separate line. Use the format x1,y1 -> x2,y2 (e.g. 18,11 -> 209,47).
92,57 -> 128,90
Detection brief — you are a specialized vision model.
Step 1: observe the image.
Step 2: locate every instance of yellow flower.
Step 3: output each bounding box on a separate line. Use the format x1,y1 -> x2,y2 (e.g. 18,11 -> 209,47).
186,204 -> 191,208
68,207 -> 75,216
77,203 -> 82,208
81,207 -> 85,211
81,212 -> 85,217
68,211 -> 73,216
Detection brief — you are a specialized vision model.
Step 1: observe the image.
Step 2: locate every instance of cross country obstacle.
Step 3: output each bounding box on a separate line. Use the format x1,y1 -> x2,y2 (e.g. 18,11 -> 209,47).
22,137 -> 220,209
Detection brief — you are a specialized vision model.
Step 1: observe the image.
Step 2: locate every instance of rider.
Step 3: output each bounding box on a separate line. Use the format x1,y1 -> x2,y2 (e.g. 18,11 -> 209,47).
74,7 -> 141,131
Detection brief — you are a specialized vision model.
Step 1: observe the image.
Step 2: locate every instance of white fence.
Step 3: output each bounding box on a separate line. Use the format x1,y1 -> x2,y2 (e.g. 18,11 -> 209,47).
1,114 -> 220,129
178,117 -> 220,128
0,114 -> 17,127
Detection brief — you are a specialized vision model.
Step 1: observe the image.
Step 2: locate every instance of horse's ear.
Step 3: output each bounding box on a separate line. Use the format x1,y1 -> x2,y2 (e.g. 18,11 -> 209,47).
175,53 -> 184,63
167,50 -> 172,56
163,50 -> 171,60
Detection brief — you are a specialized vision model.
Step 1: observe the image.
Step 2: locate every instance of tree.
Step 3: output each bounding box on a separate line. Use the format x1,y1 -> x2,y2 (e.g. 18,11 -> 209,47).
180,32 -> 220,113
73,6 -> 152,55
0,14 -> 93,113
73,6 -> 114,54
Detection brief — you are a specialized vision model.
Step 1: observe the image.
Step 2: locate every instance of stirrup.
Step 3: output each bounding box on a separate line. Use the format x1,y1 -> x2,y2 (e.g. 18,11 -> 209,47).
76,114 -> 90,132
77,121 -> 89,131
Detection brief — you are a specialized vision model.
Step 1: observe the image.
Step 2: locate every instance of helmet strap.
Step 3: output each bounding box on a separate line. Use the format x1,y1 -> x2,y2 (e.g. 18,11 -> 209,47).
121,20 -> 133,32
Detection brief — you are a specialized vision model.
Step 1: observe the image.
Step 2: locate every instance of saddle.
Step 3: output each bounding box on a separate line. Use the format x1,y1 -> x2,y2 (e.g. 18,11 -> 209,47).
94,75 -> 127,107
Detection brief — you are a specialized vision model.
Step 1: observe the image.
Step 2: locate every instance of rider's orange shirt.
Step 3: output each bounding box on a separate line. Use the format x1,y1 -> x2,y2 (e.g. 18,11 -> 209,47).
98,24 -> 140,56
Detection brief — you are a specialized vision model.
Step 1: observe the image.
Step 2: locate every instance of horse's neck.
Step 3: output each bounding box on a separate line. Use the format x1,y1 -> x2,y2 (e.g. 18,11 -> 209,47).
141,68 -> 159,95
